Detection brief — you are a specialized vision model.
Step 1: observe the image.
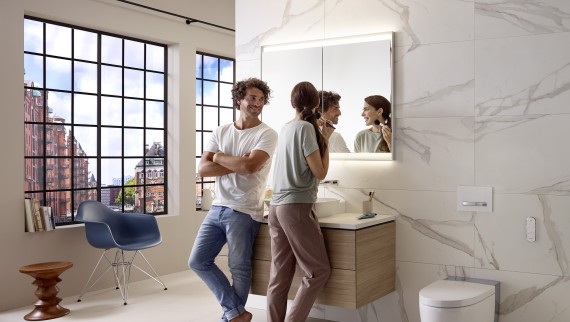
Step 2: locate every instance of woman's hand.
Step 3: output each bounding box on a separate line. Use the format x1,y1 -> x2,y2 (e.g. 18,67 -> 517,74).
382,126 -> 392,150
321,123 -> 335,140
381,126 -> 391,142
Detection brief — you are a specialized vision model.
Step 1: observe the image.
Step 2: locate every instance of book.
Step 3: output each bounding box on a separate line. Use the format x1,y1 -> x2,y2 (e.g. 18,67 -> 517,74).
41,206 -> 54,231
50,210 -> 56,230
32,199 -> 44,232
24,198 -> 35,232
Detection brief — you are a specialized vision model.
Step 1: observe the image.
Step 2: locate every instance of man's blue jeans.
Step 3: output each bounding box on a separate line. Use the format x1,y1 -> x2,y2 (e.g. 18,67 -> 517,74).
189,206 -> 260,321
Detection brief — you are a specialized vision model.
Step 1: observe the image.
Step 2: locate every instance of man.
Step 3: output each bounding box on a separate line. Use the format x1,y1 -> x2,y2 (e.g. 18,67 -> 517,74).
189,78 -> 277,322
318,90 -> 350,153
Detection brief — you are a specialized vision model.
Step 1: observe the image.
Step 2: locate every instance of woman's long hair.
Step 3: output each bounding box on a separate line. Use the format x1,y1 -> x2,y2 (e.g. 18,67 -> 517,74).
365,95 -> 391,152
291,82 -> 327,157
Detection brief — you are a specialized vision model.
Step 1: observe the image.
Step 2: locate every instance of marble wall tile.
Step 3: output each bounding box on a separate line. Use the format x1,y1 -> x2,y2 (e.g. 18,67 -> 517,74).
326,117 -> 475,191
475,114 -> 570,194
322,187 -> 475,265
235,1 -> 570,321
394,41 -> 474,118
325,0 -> 474,48
322,0 -> 402,40
394,192 -> 475,266
472,267 -> 570,322
475,0 -> 570,40
236,0 -> 324,61
474,193 -> 570,275
475,31 -> 570,116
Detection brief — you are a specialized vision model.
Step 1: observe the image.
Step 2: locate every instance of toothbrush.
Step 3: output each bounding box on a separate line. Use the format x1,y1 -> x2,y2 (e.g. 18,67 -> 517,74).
320,117 -> 336,129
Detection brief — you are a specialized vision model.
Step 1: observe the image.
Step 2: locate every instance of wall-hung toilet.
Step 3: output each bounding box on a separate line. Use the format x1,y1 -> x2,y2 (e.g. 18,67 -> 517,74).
419,277 -> 499,322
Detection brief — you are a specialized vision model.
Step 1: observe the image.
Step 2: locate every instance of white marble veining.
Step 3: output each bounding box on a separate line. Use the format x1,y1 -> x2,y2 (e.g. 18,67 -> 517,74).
475,114 -> 570,194
395,41 -> 475,118
474,194 -> 570,275
236,0 -> 324,61
325,0 -> 474,49
476,0 -> 570,39
236,0 -> 570,321
475,32 -> 570,117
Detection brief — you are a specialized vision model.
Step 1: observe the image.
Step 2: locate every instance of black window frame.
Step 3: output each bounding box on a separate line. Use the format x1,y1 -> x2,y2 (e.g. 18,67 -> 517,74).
24,16 -> 168,226
195,52 -> 236,209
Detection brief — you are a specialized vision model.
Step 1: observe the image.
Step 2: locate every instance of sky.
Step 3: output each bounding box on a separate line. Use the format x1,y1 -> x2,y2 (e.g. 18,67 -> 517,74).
24,19 -> 236,185
24,19 -> 166,185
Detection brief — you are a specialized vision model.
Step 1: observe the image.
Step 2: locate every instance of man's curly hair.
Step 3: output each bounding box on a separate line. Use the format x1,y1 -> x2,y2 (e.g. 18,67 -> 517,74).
231,78 -> 272,109
318,90 -> 341,113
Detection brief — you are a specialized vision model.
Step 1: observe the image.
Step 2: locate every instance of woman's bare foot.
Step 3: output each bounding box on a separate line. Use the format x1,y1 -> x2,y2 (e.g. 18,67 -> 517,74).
231,311 -> 252,322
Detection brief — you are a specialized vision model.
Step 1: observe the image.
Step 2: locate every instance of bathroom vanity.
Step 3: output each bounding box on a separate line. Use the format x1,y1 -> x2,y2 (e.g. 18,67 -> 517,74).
249,213 -> 396,309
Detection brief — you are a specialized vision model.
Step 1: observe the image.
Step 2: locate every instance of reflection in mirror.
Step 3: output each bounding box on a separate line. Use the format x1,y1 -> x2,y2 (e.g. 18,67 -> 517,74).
261,32 -> 393,161
319,90 -> 350,153
354,95 -> 392,153
260,46 -> 322,138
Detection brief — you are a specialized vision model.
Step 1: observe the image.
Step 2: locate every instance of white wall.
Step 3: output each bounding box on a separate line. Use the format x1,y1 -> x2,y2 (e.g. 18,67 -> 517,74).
235,1 -> 570,322
0,0 -> 234,311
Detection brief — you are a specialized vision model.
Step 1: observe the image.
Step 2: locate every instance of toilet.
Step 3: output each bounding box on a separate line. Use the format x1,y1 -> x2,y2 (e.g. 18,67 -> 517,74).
419,277 -> 499,322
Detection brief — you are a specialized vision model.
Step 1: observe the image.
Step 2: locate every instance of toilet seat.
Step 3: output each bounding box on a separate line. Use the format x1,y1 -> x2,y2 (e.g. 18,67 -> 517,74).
419,279 -> 495,308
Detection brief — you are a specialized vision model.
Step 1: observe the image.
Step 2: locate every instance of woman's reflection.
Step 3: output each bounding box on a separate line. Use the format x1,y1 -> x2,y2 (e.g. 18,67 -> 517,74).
354,95 -> 392,153
318,90 -> 350,153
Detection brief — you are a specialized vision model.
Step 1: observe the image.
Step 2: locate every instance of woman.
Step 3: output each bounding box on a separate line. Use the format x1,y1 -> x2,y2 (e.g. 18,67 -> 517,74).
354,95 -> 392,153
267,81 -> 333,322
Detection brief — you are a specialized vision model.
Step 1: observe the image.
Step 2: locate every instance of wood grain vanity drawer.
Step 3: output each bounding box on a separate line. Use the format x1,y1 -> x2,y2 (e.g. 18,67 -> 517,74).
250,259 -> 357,308
253,223 -> 356,270
250,221 -> 396,309
252,224 -> 271,260
322,228 -> 356,270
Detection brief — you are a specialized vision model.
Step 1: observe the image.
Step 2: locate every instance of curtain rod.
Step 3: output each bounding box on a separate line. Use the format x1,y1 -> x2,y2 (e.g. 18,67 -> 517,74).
116,0 -> 235,32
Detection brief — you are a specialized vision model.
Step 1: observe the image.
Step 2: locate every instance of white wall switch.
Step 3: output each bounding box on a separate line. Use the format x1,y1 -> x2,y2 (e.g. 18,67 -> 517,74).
457,186 -> 493,213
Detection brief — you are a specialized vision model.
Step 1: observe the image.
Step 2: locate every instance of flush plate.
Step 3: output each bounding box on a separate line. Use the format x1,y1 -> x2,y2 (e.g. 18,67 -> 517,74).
457,186 -> 493,213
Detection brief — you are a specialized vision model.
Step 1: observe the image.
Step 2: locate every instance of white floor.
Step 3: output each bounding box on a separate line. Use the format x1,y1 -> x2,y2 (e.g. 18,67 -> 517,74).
0,270 -> 329,322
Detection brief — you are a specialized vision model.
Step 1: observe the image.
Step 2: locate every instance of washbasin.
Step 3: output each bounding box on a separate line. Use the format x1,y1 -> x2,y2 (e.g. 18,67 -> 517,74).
314,198 -> 344,218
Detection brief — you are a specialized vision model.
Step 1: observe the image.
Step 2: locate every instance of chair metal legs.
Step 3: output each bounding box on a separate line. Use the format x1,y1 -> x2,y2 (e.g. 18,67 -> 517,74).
77,249 -> 116,303
77,249 -> 167,305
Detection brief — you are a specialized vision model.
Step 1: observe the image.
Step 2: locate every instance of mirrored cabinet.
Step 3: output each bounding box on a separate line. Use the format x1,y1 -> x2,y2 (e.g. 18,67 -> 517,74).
261,32 -> 394,161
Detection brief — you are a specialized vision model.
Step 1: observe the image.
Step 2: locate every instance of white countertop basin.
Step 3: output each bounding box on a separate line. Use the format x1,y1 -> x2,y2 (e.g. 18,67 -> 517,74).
317,212 -> 396,230
258,211 -> 396,230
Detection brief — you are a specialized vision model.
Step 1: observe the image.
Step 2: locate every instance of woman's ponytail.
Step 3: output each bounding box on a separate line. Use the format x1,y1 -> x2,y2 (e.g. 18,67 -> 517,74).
291,82 -> 328,157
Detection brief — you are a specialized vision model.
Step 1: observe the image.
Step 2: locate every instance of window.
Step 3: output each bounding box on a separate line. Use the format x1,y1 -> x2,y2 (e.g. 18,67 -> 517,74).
195,53 -> 235,209
24,16 -> 168,225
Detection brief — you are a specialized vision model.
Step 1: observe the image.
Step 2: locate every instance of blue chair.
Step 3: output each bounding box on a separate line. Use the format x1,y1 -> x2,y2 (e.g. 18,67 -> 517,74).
76,200 -> 167,305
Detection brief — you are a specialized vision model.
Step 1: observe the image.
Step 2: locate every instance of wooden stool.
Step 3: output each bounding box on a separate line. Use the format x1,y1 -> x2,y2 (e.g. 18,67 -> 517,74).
19,261 -> 73,321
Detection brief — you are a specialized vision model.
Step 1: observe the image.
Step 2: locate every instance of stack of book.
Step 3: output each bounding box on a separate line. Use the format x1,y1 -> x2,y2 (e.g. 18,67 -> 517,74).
24,198 -> 55,232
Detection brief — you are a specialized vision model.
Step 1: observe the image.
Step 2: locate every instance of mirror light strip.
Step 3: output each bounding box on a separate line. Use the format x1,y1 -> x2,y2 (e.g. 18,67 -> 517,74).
263,32 -> 393,53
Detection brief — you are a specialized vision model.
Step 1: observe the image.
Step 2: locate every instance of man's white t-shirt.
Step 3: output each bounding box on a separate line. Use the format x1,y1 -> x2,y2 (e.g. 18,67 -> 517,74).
328,131 -> 350,153
204,122 -> 277,221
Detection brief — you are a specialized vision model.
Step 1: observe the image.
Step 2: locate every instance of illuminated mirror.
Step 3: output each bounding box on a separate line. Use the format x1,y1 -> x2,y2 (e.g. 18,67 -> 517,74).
261,32 -> 394,161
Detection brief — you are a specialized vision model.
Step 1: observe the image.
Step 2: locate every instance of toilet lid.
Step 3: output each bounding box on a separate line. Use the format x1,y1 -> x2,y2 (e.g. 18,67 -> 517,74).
419,280 -> 495,308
